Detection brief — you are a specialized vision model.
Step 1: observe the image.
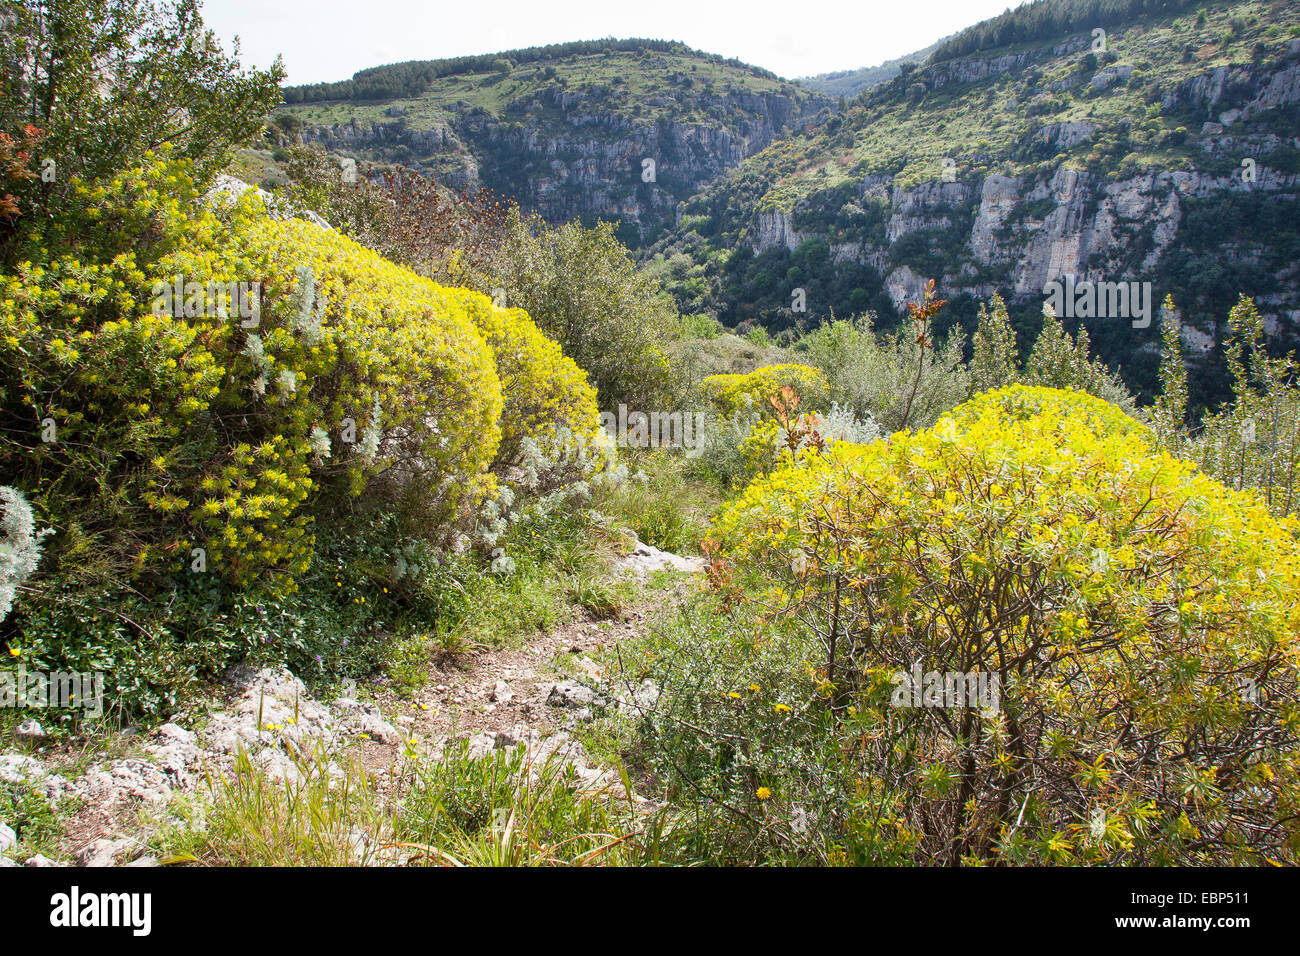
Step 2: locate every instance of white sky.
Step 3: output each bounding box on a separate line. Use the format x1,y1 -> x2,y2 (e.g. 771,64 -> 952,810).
199,0 -> 1034,86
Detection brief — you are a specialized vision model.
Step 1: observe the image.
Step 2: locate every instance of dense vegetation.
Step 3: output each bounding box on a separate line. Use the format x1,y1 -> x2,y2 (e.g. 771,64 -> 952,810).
668,384 -> 1300,864
0,1 -> 627,720
933,0 -> 1204,61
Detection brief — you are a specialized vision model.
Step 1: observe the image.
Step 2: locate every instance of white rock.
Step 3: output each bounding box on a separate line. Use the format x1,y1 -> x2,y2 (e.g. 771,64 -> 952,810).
547,680 -> 605,710
0,752 -> 44,784
618,535 -> 706,577
348,713 -> 401,745
14,718 -> 45,742
78,837 -> 135,867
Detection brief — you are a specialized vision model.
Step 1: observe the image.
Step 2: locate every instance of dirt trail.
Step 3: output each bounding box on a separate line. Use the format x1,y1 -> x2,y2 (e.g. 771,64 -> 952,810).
0,540 -> 701,867
359,606 -> 653,764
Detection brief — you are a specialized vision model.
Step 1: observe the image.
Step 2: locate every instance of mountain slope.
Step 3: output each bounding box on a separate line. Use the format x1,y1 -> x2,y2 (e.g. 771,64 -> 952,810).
795,39 -> 948,99
276,39 -> 832,245
648,0 -> 1300,402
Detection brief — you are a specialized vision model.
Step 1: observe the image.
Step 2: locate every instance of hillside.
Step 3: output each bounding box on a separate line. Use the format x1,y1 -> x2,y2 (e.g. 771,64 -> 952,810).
647,0 -> 1300,403
275,39 -> 832,244
794,39 -> 948,98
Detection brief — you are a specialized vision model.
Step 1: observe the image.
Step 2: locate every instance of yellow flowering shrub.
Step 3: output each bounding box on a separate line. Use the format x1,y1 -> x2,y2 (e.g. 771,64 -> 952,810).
700,363 -> 829,418
237,217 -> 506,559
1,155 -> 508,589
709,385 -> 1300,864
443,287 -> 600,467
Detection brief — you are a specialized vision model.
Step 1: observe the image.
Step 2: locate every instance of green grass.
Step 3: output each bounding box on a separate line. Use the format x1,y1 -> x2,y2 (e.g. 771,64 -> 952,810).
0,779 -> 74,860
156,746 -> 393,867
591,450 -> 721,555
156,740 -> 649,867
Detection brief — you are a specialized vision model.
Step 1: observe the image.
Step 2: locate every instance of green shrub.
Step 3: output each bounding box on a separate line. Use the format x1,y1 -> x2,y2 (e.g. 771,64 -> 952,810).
446,287 -> 600,468
0,154 -> 612,717
802,312 -> 968,433
0,156 -> 506,594
1155,295 -> 1300,519
494,214 -> 680,410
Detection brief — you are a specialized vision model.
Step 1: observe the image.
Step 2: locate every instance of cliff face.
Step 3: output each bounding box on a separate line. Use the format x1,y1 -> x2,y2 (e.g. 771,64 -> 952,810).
748,141 -> 1300,354
295,72 -> 829,243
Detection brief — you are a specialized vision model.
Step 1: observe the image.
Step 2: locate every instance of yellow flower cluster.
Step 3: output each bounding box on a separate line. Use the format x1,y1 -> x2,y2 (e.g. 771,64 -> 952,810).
700,363 -> 829,418
444,287 -> 601,466
1,154 -> 601,590
710,384 -> 1300,864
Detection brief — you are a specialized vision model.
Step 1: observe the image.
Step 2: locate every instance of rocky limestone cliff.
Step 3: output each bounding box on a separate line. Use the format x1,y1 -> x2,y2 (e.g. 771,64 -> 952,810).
741,52 -> 1300,352
301,85 -> 828,242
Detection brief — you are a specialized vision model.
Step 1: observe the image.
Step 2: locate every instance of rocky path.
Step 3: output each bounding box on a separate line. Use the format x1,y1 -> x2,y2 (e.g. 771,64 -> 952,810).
0,539 -> 702,867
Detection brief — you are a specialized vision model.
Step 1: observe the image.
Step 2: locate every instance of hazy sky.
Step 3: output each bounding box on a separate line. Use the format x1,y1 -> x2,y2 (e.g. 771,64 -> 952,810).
200,0 -> 1033,86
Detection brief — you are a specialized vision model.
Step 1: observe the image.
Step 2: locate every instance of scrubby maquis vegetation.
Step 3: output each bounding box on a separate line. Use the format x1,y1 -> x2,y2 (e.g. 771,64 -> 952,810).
4,0 -> 1300,875
0,151 -> 610,716
448,288 -> 601,468
930,0 -> 1204,61
0,0 -> 286,264
644,385 -> 1298,864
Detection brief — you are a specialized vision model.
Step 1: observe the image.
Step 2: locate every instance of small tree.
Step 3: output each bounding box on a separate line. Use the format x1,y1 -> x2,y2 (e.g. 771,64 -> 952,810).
969,293 -> 1019,396
1023,303 -> 1135,412
1192,296 -> 1300,517
1150,294 -> 1189,447
0,0 -> 284,259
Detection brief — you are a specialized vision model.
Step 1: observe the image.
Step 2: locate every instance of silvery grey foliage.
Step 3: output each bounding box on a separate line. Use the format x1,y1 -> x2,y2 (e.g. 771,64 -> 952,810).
293,266 -> 326,345
308,426 -> 332,458
0,487 -> 50,624
689,396 -> 762,488
812,403 -> 881,446
358,396 -> 383,461
244,333 -> 271,395
472,427 -> 625,572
